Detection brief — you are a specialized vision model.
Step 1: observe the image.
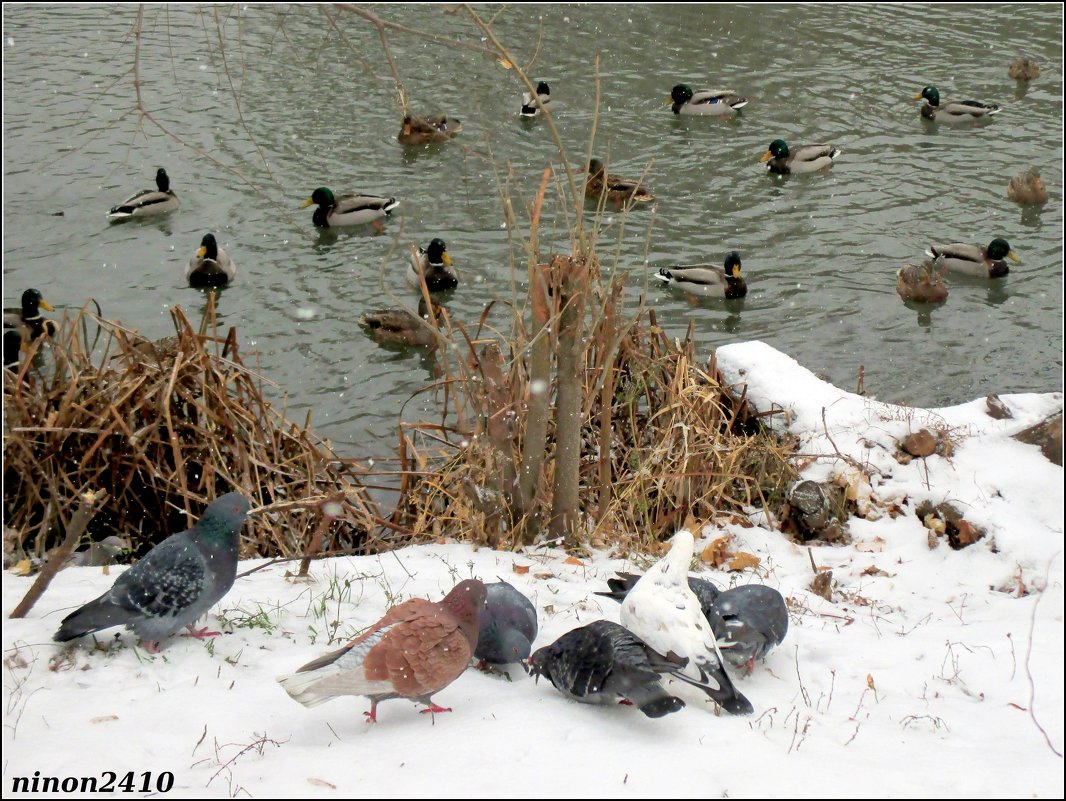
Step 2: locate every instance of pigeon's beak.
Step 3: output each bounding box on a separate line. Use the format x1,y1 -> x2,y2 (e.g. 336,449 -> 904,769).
524,658 -> 535,679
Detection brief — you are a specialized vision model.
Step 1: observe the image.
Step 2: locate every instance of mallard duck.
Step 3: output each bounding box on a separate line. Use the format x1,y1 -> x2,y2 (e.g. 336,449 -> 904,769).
521,81 -> 551,117
107,168 -> 179,222
913,86 -> 1000,123
925,238 -> 1020,279
301,187 -> 399,229
585,158 -> 655,205
186,233 -> 236,288
669,84 -> 748,115
1007,168 -> 1049,206
4,288 -> 55,368
1008,58 -> 1040,81
407,238 -> 458,292
896,261 -> 948,304
760,140 -> 840,174
397,113 -> 463,146
653,252 -> 747,299
359,298 -> 442,348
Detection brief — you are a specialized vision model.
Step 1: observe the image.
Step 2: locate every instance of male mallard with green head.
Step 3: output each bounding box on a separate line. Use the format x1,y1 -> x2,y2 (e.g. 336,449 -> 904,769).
302,187 -> 400,229
925,238 -> 1019,279
407,238 -> 458,292
521,81 -> 551,117
107,168 -> 179,221
654,252 -> 747,299
669,84 -> 748,115
913,86 -> 1000,123
186,233 -> 236,288
585,158 -> 655,205
760,140 -> 840,174
4,288 -> 55,368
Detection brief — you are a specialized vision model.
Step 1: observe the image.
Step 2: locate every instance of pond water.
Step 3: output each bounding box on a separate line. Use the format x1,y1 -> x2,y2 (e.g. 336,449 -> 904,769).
3,4 -> 1062,464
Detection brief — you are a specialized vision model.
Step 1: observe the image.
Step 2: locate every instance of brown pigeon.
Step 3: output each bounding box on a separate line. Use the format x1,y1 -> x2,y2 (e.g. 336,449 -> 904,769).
277,579 -> 486,722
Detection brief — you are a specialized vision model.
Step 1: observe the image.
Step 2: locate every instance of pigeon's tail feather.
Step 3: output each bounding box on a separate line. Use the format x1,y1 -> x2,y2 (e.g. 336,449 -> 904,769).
276,672 -> 337,708
670,659 -> 754,716
52,596 -> 132,642
638,695 -> 686,718
593,573 -> 641,605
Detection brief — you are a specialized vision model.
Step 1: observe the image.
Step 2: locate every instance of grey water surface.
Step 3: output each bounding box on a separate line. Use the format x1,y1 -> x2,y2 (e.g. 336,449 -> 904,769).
3,4 -> 1062,463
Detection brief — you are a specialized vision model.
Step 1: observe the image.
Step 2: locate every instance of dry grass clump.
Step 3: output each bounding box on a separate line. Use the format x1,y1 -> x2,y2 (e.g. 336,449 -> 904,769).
393,282 -> 798,554
3,301 -> 384,563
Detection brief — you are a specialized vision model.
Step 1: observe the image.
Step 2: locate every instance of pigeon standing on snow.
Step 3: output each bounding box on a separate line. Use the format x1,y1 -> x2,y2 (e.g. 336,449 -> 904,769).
619,529 -> 753,715
53,492 -> 249,652
598,571 -> 788,674
475,580 -> 538,666
704,585 -> 789,675
278,579 -> 487,723
529,620 -> 686,718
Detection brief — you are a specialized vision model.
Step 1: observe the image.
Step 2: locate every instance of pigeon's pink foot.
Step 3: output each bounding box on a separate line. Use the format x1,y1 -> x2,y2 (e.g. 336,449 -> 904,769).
746,656 -> 756,676
184,625 -> 221,639
141,640 -> 161,654
363,709 -> 378,724
419,703 -> 452,715
372,220 -> 385,234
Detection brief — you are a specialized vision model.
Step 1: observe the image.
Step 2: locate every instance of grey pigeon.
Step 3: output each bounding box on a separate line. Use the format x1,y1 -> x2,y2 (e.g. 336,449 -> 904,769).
620,530 -> 753,715
596,571 -> 721,612
529,620 -> 686,718
599,571 -> 787,674
704,585 -> 789,674
475,580 -> 538,665
53,492 -> 249,652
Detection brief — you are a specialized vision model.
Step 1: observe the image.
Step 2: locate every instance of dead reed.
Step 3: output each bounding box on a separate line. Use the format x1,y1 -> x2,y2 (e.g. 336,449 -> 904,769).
3,299 -> 384,563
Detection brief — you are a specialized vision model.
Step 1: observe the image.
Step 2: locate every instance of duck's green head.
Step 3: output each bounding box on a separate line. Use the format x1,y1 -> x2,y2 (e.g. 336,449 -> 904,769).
197,233 -> 219,260
427,238 -> 452,267
670,84 -> 694,105
987,238 -> 1020,263
303,187 -> 334,209
21,288 -> 53,316
155,168 -> 171,192
587,158 -> 606,176
724,251 -> 743,279
760,139 -> 789,162
914,86 -> 940,106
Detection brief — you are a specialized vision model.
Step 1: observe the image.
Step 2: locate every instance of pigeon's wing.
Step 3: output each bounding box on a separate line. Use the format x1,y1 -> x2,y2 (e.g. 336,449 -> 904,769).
108,535 -> 206,619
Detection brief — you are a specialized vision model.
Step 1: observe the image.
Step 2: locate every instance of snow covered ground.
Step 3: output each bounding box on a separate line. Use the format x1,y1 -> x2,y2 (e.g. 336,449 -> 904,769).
3,341 -> 1063,798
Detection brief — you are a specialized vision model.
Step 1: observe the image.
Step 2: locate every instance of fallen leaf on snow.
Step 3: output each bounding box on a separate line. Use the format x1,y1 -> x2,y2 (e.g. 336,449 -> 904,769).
308,778 -> 337,789
700,536 -> 732,567
563,556 -> 584,566
512,564 -> 531,575
727,552 -> 761,572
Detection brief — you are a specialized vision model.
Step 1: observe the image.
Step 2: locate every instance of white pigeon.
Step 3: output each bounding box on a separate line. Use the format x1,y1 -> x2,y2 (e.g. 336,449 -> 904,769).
619,529 -> 753,715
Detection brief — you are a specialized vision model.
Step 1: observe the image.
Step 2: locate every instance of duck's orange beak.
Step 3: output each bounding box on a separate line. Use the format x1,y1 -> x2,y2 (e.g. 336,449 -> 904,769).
300,197 -> 314,209
759,151 -> 772,163
39,299 -> 54,312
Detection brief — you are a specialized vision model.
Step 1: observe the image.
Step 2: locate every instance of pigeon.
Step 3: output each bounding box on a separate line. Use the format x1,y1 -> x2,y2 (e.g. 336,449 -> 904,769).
619,529 -> 753,715
598,571 -> 788,674
529,620 -> 686,718
53,492 -> 249,652
597,570 -> 721,612
703,585 -> 789,675
278,579 -> 487,723
475,580 -> 538,666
